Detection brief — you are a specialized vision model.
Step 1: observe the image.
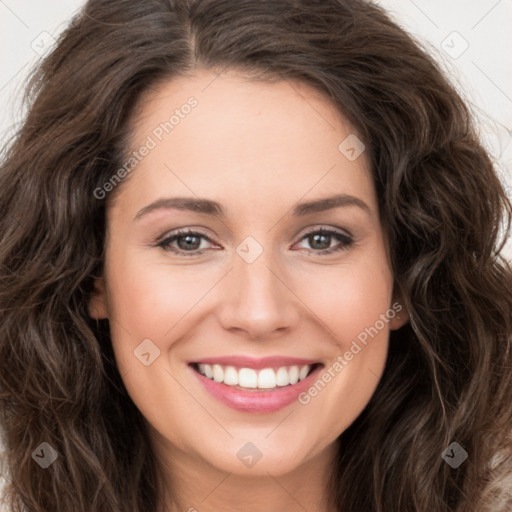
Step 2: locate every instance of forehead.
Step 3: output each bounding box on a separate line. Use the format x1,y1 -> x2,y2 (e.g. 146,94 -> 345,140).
113,68 -> 375,219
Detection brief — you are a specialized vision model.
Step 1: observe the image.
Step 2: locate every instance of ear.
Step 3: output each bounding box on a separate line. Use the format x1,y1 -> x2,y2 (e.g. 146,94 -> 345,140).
388,288 -> 409,331
88,277 -> 109,319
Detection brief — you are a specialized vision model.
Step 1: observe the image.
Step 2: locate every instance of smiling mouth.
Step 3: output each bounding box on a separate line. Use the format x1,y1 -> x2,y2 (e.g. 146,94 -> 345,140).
190,362 -> 322,391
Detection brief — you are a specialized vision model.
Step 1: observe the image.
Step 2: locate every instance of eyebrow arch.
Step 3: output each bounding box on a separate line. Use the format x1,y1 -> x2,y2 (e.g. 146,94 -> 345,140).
134,197 -> 224,221
292,194 -> 371,216
133,193 -> 371,221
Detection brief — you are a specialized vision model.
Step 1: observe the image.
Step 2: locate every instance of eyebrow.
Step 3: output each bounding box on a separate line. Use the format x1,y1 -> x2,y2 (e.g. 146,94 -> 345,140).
133,193 -> 371,221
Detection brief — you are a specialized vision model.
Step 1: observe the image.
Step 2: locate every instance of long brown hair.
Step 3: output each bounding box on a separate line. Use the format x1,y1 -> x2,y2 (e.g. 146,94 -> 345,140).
1,0 -> 511,510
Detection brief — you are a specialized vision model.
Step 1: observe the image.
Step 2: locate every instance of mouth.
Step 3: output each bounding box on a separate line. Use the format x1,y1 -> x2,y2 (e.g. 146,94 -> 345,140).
188,358 -> 324,413
189,362 -> 322,391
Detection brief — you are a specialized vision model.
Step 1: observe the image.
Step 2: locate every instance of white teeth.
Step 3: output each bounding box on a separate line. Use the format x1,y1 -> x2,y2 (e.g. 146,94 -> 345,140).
276,367 -> 290,386
257,368 -> 276,389
212,364 -> 224,383
202,363 -> 213,379
289,366 -> 299,385
299,364 -> 310,380
223,366 -> 239,386
238,368 -> 258,388
196,363 -> 314,389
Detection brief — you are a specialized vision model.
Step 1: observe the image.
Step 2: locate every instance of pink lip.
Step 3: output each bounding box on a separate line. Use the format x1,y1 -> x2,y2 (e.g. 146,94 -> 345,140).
190,355 -> 320,370
189,362 -> 323,414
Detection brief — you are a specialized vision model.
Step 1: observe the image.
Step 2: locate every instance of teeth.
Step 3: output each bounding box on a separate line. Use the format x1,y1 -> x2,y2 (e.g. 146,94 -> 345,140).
223,366 -> 239,386
199,363 -> 213,379
299,365 -> 310,380
289,365 -> 299,385
276,367 -> 290,386
196,363 -> 314,389
258,368 -> 276,389
212,364 -> 224,383
239,368 -> 258,388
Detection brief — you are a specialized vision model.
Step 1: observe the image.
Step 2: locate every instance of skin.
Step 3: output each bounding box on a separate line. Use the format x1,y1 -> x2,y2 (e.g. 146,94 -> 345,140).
89,68 -> 409,512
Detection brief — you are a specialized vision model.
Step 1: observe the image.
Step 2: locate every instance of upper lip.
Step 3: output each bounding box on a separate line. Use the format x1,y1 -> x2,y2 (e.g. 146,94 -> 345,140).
190,355 -> 322,370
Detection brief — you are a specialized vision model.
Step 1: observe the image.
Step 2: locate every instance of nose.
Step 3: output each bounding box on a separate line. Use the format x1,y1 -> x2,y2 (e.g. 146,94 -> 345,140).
216,247 -> 301,340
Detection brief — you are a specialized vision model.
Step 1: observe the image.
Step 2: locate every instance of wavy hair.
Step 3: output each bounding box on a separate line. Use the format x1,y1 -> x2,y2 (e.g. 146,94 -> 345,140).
1,0 -> 511,510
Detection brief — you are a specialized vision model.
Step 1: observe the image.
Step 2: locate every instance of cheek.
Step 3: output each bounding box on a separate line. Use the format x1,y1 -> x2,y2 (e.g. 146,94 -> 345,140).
292,251 -> 393,348
102,253 -> 210,441
290,248 -> 393,431
106,252 -> 215,343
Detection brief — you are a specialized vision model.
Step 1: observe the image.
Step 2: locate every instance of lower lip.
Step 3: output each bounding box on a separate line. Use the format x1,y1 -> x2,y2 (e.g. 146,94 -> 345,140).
190,364 -> 323,413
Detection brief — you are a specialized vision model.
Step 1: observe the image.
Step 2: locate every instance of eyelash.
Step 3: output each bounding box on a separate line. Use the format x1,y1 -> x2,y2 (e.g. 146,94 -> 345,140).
156,227 -> 355,256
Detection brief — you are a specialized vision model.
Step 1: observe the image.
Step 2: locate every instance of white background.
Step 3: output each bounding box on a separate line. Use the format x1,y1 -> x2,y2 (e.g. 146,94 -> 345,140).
1,0 -> 511,503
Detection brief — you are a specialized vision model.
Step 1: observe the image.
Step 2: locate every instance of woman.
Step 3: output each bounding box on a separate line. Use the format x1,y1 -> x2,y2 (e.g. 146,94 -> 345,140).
1,0 -> 511,510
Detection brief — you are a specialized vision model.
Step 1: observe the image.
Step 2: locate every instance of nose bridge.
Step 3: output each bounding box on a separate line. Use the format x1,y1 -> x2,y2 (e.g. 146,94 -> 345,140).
217,236 -> 299,338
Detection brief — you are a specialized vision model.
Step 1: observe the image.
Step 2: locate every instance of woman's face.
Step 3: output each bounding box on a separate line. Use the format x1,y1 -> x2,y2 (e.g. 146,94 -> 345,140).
89,68 -> 408,478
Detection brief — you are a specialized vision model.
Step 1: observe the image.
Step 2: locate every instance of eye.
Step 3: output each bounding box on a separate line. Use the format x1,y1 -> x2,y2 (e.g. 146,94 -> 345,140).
157,228 -> 216,255
156,226 -> 354,256
293,227 -> 354,255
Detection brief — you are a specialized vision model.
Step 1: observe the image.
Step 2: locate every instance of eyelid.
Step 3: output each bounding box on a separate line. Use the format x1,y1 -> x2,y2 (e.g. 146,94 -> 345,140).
155,226 -> 213,245
298,225 -> 353,240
